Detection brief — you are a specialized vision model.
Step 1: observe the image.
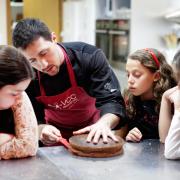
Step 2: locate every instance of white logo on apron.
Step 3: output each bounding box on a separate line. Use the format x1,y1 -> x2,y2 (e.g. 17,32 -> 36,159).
48,94 -> 79,110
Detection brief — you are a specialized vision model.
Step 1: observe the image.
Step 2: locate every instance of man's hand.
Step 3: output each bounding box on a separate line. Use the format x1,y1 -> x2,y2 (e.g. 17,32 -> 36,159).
40,125 -> 61,145
125,127 -> 142,142
0,133 -> 14,146
73,113 -> 119,144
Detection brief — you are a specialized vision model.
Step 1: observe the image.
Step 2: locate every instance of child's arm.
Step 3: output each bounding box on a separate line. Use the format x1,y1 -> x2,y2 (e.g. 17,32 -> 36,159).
0,92 -> 38,160
0,133 -> 14,146
159,87 -> 176,143
164,86 -> 180,159
164,112 -> 180,159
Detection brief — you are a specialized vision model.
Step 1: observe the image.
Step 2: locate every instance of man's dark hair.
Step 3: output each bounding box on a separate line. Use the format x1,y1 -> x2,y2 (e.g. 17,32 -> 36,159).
12,18 -> 52,49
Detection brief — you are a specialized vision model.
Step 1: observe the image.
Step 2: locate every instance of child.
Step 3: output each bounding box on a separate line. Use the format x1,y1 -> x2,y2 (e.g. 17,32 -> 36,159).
125,48 -> 176,142
159,50 -> 180,159
0,45 -> 38,160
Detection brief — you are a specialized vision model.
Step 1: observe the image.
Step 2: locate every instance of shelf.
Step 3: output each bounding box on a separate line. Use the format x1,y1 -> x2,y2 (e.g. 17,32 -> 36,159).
10,2 -> 23,7
164,9 -> 180,23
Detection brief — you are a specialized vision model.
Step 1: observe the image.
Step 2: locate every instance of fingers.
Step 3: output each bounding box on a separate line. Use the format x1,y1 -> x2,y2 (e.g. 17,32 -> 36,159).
40,125 -> 61,145
90,129 -> 119,144
86,128 -> 97,143
73,126 -> 91,135
74,125 -> 104,144
52,127 -> 61,137
101,130 -> 108,143
126,128 -> 142,142
74,123 -> 119,144
108,131 -> 119,142
126,133 -> 139,142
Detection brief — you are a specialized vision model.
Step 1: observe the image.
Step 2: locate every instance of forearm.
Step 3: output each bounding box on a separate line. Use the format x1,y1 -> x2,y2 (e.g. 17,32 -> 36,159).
159,95 -> 172,143
98,113 -> 120,129
164,112 -> 180,159
0,122 -> 38,160
98,101 -> 126,121
0,133 -> 13,146
0,134 -> 38,160
0,92 -> 38,160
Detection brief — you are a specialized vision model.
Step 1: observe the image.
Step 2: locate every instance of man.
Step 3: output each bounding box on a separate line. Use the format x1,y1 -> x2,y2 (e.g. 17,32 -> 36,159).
12,18 -> 126,146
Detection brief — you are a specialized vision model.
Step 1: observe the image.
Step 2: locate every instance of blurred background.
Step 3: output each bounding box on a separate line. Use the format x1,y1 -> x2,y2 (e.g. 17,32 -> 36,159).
1,0 -> 180,91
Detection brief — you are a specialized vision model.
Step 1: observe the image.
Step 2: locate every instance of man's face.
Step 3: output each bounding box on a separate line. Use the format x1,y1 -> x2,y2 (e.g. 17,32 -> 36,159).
20,36 -> 64,76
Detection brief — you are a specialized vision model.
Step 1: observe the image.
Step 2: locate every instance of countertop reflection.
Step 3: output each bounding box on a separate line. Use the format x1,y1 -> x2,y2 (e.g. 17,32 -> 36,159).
0,139 -> 179,180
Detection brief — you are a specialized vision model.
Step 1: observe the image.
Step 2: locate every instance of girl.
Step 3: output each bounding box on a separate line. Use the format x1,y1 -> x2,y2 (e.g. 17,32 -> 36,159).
0,45 -> 38,160
159,50 -> 180,159
125,48 -> 176,142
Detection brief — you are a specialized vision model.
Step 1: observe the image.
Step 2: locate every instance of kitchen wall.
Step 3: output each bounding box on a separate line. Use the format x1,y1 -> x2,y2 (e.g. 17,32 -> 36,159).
0,0 -> 8,44
62,0 -> 96,44
130,0 -> 180,54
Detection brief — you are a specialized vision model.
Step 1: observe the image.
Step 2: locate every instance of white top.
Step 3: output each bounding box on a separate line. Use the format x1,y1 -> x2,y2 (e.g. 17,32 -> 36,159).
164,112 -> 180,159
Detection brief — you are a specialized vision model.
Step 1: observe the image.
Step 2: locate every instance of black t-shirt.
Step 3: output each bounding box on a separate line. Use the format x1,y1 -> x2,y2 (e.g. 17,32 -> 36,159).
128,99 -> 159,139
26,42 -> 126,126
0,109 -> 15,134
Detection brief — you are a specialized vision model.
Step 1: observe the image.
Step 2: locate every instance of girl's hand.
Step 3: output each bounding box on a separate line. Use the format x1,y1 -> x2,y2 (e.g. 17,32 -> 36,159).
125,127 -> 142,142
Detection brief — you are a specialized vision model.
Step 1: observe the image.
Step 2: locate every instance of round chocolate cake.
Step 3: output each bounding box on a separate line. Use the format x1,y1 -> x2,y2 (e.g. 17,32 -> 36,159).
69,134 -> 124,158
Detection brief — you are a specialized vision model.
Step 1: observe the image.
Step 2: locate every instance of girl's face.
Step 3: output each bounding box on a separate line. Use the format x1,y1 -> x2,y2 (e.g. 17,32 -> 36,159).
0,79 -> 31,110
126,58 -> 159,100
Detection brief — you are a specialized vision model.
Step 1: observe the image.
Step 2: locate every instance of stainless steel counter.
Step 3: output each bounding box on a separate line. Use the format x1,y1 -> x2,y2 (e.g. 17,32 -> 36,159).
0,139 -> 179,180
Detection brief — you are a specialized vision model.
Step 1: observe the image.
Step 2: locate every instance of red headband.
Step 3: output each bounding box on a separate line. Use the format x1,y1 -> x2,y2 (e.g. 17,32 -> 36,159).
144,48 -> 160,69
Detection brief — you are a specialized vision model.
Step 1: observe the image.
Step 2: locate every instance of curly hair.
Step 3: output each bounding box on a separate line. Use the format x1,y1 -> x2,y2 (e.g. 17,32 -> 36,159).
12,18 -> 52,49
125,48 -> 176,119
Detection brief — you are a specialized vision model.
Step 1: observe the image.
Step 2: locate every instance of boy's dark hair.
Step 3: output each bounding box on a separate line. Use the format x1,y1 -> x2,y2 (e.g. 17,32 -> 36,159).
12,18 -> 52,49
0,45 -> 34,88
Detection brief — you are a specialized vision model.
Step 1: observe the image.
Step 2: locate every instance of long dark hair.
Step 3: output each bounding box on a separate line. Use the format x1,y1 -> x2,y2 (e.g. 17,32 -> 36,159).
0,45 -> 34,88
125,48 -> 176,118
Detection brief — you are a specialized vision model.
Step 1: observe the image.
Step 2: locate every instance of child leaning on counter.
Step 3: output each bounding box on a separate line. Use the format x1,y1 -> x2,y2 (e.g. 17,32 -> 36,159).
159,50 -> 180,159
124,48 -> 176,142
0,45 -> 38,160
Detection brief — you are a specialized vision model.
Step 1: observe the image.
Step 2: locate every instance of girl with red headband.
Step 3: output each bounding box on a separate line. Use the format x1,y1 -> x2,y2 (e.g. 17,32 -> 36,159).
124,48 -> 176,142
159,50 -> 180,159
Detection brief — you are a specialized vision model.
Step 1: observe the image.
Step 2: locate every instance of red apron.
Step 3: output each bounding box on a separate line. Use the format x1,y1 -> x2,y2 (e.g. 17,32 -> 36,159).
36,47 -> 100,140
